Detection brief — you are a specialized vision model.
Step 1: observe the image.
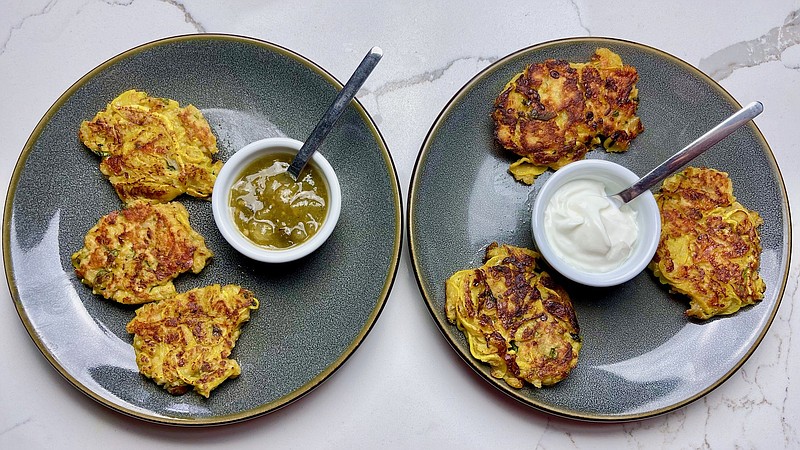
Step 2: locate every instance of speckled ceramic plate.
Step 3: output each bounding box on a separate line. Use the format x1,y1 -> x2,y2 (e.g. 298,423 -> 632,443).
3,34 -> 401,425
409,37 -> 790,421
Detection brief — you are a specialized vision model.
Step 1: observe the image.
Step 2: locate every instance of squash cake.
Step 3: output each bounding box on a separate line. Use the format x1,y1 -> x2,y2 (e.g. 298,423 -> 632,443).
79,89 -> 223,204
126,284 -> 259,397
649,167 -> 765,320
71,201 -> 212,305
445,243 -> 581,388
492,48 -> 643,184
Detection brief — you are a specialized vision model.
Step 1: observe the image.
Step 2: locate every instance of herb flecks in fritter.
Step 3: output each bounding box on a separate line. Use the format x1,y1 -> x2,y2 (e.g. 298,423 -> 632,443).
126,284 -> 259,397
649,167 -> 765,320
445,243 -> 581,388
79,89 -> 223,204
493,48 -> 643,184
71,202 -> 213,305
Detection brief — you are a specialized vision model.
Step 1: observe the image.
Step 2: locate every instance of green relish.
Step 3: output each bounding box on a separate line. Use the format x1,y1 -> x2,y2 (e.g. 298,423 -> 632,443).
229,152 -> 328,249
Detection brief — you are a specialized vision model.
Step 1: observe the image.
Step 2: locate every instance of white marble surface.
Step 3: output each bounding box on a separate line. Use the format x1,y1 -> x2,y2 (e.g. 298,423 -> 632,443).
1,1 -> 799,448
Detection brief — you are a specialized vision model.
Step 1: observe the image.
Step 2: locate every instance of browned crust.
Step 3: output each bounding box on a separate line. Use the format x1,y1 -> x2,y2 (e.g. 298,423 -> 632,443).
445,244 -> 581,388
71,202 -> 213,304
78,90 -> 222,204
492,48 -> 643,178
649,167 -> 765,320
126,284 -> 259,397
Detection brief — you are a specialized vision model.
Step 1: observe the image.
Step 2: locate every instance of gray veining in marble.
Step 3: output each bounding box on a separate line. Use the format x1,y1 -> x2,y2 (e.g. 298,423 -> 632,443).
700,9 -> 800,80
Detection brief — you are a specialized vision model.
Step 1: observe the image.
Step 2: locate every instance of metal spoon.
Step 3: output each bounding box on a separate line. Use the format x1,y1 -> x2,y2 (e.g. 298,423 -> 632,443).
287,46 -> 383,180
608,101 -> 763,207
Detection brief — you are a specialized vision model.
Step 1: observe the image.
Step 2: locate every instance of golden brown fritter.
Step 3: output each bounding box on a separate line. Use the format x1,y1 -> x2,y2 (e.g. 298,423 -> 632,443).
493,48 -> 643,184
126,284 -> 259,397
649,167 -> 765,320
445,243 -> 581,388
79,89 -> 223,204
71,202 -> 213,305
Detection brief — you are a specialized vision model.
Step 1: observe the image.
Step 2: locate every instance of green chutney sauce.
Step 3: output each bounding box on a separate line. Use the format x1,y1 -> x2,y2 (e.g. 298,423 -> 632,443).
229,152 -> 329,249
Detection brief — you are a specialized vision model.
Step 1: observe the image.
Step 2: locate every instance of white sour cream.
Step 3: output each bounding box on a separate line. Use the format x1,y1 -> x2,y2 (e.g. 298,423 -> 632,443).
543,179 -> 638,273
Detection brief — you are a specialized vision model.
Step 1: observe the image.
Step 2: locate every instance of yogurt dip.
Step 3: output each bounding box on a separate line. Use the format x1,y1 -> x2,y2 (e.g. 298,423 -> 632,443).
543,179 -> 638,272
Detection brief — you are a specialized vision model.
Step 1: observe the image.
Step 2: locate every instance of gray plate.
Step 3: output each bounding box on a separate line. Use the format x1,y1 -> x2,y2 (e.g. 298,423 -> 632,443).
408,37 -> 790,421
3,35 -> 402,426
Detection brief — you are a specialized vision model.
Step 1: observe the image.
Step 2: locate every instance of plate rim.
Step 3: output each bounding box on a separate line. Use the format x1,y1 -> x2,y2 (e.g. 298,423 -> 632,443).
2,33 -> 404,426
407,36 -> 792,422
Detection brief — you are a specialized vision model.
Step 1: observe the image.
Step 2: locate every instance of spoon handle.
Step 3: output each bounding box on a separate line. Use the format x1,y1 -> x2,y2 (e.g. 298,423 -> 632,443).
288,46 -> 383,179
613,101 -> 763,204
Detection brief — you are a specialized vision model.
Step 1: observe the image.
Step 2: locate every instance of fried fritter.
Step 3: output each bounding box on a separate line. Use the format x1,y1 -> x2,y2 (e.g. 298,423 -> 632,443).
126,284 -> 259,397
71,202 -> 213,305
445,243 -> 581,388
79,89 -> 223,204
493,48 -> 643,184
649,167 -> 765,320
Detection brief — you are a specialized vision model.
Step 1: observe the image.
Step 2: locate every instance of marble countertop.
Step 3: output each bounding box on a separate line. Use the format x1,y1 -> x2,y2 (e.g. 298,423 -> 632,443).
1,1 -> 798,448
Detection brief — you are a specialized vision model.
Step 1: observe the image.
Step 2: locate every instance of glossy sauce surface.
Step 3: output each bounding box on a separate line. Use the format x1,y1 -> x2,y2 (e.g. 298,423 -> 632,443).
229,152 -> 328,249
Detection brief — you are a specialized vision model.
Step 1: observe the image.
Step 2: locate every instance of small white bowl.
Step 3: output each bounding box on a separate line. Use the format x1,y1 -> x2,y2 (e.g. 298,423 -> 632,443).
212,137 -> 342,263
531,159 -> 660,287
